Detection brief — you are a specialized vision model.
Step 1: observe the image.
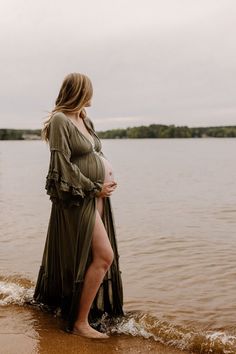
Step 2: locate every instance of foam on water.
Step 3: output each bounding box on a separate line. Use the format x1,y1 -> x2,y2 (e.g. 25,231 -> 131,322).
93,312 -> 236,354
1,276 -> 236,354
0,276 -> 34,306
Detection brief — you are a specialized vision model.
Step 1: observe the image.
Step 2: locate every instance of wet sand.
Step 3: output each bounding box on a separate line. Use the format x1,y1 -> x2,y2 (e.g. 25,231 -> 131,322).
1,306 -> 190,354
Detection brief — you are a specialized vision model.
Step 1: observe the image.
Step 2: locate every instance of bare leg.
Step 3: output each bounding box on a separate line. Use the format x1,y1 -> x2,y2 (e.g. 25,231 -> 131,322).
73,197 -> 113,338
96,195 -> 104,218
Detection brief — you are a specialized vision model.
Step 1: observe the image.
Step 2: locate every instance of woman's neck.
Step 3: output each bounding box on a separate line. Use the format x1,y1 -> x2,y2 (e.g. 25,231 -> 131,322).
66,111 -> 84,123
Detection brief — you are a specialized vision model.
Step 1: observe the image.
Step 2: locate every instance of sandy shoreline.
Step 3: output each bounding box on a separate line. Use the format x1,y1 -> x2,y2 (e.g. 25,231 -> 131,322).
0,306 -> 190,354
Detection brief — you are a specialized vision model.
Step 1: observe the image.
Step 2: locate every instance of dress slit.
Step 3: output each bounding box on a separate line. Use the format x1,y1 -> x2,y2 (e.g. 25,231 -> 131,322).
32,112 -> 124,331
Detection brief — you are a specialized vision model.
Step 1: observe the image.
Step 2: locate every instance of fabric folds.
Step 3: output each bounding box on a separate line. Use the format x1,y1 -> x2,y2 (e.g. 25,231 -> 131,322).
45,149 -> 103,207
45,113 -> 103,207
33,112 -> 124,331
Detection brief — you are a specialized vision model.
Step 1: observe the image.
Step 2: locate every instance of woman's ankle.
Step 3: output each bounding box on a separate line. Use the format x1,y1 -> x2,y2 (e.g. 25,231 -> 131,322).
74,319 -> 89,328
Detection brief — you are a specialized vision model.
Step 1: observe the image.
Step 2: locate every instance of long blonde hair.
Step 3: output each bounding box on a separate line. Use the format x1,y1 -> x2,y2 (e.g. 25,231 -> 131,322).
41,72 -> 93,142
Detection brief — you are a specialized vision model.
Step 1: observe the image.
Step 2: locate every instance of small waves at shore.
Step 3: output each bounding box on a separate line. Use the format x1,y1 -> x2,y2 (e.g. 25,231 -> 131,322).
1,276 -> 236,354
94,312 -> 236,354
0,275 -> 34,305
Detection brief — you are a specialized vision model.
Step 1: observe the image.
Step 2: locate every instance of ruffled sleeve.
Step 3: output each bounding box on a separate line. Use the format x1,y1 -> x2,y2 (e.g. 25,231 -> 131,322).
45,113 -> 103,207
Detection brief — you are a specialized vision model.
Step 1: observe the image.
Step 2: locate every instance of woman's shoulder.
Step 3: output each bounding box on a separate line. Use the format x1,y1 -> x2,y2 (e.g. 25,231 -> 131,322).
50,111 -> 70,129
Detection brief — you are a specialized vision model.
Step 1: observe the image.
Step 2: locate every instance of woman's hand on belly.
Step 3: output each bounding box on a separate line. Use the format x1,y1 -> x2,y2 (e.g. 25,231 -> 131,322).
96,181 -> 117,198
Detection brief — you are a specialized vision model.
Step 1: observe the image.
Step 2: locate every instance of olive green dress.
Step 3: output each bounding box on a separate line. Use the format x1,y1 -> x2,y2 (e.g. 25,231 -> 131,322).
33,112 -> 124,331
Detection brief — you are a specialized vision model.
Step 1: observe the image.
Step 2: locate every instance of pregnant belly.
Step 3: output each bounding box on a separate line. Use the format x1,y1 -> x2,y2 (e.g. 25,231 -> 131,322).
99,155 -> 115,182
72,152 -> 114,184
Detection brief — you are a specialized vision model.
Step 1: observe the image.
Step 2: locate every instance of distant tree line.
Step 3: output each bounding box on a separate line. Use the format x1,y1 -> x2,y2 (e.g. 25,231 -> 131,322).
0,129 -> 41,140
97,124 -> 236,138
0,124 -> 236,140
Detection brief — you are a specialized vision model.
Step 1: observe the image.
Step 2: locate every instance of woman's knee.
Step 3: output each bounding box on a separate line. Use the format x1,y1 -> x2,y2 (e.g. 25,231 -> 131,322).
104,248 -> 114,268
95,247 -> 114,271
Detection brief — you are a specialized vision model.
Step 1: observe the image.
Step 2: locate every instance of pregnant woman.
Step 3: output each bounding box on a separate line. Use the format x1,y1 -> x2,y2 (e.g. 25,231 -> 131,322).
33,73 -> 124,338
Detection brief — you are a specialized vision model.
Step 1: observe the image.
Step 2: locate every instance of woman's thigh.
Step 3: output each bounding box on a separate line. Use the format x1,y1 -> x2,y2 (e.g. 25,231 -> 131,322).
91,208 -> 113,264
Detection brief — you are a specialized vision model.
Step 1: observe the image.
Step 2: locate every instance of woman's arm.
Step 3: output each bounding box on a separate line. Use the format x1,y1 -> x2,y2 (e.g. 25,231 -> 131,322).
45,113 -> 103,202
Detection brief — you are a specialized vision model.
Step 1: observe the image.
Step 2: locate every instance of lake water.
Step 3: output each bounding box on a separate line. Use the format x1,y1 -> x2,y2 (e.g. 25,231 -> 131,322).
0,138 -> 236,354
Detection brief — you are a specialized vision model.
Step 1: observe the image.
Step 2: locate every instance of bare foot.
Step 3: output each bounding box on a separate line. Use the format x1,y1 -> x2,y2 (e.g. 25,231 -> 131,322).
73,322 -> 109,339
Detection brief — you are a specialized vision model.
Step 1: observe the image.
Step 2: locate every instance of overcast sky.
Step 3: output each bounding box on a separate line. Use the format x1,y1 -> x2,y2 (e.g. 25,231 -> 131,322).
1,0 -> 236,130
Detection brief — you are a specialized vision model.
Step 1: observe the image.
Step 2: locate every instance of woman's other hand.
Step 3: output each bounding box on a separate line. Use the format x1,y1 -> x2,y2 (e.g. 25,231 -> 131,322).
96,181 -> 117,197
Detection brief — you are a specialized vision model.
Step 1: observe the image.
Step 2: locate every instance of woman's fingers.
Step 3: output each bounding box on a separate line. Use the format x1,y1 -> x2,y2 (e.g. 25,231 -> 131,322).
109,186 -> 116,192
102,181 -> 118,197
106,181 -> 117,186
105,186 -> 116,196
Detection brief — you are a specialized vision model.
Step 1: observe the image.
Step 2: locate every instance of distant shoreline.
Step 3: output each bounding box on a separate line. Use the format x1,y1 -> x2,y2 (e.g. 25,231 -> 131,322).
0,124 -> 236,140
